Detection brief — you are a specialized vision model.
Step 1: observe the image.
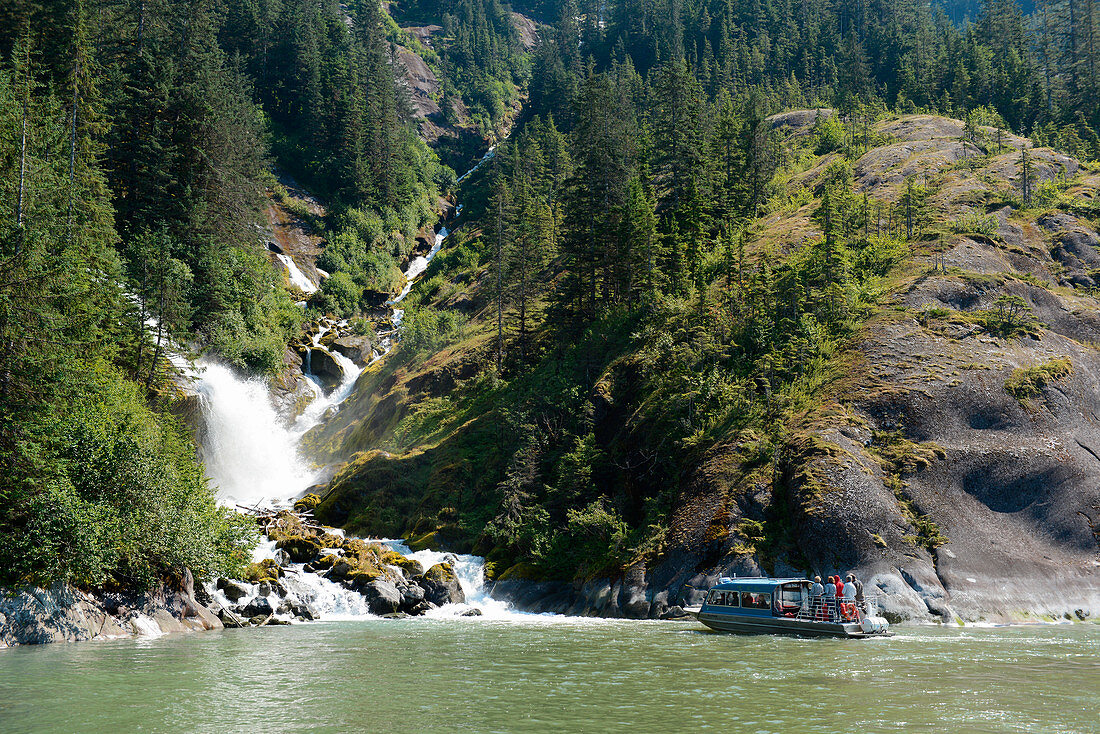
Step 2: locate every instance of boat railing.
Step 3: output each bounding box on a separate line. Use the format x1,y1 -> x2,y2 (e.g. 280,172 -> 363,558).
790,596 -> 879,624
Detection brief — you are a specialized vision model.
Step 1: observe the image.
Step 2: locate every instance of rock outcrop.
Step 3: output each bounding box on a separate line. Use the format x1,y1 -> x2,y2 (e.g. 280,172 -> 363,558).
0,570 -> 222,648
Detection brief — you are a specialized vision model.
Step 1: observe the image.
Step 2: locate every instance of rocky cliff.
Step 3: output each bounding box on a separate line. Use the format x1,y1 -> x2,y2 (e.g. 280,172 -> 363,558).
648,114 -> 1100,623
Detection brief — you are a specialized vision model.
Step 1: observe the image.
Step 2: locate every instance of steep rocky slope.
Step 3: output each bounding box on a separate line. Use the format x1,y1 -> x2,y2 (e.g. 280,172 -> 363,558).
657,114 -> 1100,623
308,113 -> 1100,623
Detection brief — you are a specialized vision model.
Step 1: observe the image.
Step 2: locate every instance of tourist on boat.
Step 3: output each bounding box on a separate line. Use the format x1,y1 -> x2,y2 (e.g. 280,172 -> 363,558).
851,574 -> 865,605
841,575 -> 858,620
823,575 -> 837,620
810,576 -> 824,619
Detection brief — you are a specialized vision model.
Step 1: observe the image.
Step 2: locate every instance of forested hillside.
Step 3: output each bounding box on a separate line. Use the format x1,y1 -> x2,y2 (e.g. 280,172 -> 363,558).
0,0 -> 524,588
307,0 -> 1100,619
2,0 -> 1099,619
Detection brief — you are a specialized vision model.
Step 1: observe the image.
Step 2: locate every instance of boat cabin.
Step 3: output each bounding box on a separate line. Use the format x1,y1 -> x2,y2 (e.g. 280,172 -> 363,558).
702,578 -> 810,618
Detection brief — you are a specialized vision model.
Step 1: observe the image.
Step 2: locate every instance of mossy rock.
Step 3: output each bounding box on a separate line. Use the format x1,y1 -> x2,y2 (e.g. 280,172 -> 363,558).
483,547 -> 513,581
317,532 -> 345,548
242,559 -> 282,584
406,531 -> 439,552
345,569 -> 383,588
312,553 -> 340,570
267,513 -> 311,544
382,552 -> 424,578
497,562 -> 543,581
276,535 -> 322,563
424,562 -> 457,584
293,493 -> 322,513
422,562 -> 465,605
342,538 -> 370,557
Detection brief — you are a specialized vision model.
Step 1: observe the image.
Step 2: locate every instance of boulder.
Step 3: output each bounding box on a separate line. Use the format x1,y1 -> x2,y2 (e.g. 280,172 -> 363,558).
460,608 -> 483,617
407,601 -> 435,616
362,580 -> 403,615
392,557 -> 425,579
331,335 -> 375,366
0,584 -> 128,645
293,604 -> 320,621
659,606 -> 693,621
217,608 -> 247,628
241,596 -> 274,618
306,348 -> 344,392
421,563 -> 465,606
221,581 -> 249,603
324,557 -> 356,582
276,535 -> 322,564
344,569 -> 383,589
400,584 -> 426,610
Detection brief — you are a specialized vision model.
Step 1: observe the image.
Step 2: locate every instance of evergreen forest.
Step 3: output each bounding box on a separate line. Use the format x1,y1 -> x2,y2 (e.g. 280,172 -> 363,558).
2,0 -> 1100,594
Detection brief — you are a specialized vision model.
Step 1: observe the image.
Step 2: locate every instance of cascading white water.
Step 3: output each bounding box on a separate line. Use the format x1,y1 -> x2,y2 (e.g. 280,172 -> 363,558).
194,334 -> 363,508
195,360 -> 317,507
388,227 -> 448,306
276,253 -> 318,293
386,542 -> 532,620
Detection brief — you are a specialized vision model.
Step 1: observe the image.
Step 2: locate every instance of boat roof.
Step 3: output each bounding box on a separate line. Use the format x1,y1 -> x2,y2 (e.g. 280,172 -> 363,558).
710,577 -> 808,592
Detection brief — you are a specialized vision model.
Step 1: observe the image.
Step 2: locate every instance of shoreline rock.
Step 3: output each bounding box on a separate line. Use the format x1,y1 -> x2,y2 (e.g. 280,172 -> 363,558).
0,570 -> 222,648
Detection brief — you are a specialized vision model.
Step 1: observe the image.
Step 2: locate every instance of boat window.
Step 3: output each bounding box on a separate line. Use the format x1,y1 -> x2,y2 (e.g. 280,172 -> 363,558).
706,590 -> 720,605
779,584 -> 805,604
723,591 -> 739,607
741,591 -> 771,609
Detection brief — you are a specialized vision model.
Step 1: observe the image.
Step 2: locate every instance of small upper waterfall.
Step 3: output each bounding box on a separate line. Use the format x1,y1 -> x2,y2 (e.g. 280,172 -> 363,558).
276,252 -> 318,293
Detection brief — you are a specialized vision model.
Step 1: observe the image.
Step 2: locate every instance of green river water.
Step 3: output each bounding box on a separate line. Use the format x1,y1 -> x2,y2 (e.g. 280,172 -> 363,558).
1,619 -> 1096,733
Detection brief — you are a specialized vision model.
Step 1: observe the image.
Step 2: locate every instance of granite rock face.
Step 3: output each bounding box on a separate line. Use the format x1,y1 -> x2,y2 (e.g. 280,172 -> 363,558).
0,572 -> 222,648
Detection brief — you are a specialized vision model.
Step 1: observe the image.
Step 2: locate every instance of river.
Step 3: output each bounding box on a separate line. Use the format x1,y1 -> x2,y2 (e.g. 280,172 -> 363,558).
1,621 -> 1096,732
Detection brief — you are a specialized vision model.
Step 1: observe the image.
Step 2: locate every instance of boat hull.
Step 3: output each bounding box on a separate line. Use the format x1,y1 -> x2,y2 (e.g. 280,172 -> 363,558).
691,609 -> 891,638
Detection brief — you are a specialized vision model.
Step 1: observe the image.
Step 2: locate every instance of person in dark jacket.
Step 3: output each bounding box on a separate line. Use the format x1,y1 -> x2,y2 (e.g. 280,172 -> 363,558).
848,573 -> 865,611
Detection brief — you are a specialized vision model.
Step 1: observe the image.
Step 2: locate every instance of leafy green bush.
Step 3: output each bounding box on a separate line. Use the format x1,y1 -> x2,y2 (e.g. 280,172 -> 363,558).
1,361 -> 255,588
319,271 -> 362,318
853,236 -> 909,278
952,211 -> 999,236
812,112 -> 845,155
978,293 -> 1040,338
201,247 -> 304,374
426,243 -> 482,279
400,307 -> 467,354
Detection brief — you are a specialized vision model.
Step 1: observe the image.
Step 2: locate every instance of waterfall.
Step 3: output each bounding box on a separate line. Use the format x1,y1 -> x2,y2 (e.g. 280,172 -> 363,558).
387,542 -> 532,620
387,226 -> 449,306
276,253 -> 318,293
194,144 -> 531,620
194,360 -> 317,507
